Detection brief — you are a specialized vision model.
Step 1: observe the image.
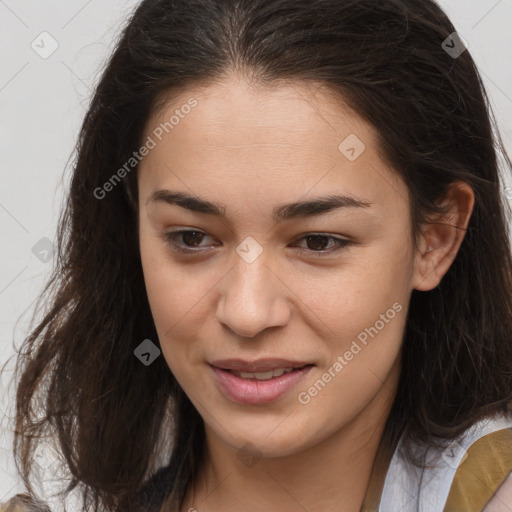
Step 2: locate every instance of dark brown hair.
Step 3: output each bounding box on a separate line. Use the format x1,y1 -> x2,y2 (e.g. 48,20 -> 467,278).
3,0 -> 512,510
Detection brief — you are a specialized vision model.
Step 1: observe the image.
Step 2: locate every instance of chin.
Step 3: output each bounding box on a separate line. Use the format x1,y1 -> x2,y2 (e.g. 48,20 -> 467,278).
208,420 -> 316,459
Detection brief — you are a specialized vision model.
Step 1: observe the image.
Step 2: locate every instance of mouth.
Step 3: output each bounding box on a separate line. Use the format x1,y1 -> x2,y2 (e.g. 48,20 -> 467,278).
209,359 -> 314,404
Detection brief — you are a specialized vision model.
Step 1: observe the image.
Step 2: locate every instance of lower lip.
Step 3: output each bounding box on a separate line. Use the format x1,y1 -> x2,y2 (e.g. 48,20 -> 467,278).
210,365 -> 313,405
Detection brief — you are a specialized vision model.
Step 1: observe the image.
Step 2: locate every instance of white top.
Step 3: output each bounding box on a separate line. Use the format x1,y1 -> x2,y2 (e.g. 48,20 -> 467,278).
379,413 -> 512,511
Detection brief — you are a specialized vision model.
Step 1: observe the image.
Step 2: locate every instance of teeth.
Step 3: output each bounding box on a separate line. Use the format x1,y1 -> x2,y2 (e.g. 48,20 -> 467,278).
235,367 -> 296,380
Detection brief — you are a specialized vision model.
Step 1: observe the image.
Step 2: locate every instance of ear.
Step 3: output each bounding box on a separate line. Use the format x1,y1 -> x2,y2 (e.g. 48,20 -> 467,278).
413,181 -> 475,291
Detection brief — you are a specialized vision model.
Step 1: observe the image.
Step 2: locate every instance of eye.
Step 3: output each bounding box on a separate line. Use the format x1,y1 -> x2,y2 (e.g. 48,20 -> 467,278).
162,229 -> 217,253
290,233 -> 352,257
162,229 -> 352,257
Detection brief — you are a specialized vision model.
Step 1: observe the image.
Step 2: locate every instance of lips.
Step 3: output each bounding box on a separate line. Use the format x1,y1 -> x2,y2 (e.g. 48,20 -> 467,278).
209,358 -> 314,405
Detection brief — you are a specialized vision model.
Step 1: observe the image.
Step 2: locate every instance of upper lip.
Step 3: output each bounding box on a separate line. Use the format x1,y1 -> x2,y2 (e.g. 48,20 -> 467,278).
210,358 -> 312,373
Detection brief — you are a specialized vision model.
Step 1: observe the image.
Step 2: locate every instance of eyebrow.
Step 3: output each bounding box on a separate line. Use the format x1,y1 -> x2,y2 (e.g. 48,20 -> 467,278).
147,190 -> 373,223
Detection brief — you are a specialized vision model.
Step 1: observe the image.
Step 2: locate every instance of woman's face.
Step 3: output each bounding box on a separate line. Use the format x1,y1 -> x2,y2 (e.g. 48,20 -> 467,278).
137,74 -> 424,458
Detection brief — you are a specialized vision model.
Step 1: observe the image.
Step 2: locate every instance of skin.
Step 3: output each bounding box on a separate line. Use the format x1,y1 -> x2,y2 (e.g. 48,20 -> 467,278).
137,71 -> 474,512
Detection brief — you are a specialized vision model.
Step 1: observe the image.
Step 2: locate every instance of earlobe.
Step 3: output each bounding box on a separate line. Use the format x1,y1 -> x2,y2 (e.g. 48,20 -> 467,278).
413,181 -> 475,292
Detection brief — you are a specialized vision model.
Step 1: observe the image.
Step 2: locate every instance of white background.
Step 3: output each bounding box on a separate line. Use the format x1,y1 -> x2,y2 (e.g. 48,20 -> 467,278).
1,0 -> 512,504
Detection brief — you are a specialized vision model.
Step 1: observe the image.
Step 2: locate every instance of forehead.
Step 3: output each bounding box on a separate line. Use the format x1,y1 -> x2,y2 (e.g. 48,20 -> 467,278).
147,74 -> 369,151
138,74 -> 408,219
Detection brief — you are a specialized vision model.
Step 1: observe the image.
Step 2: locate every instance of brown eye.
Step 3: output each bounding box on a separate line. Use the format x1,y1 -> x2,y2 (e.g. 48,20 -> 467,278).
180,231 -> 206,247
304,235 -> 331,251
162,229 -> 216,253
292,233 -> 352,257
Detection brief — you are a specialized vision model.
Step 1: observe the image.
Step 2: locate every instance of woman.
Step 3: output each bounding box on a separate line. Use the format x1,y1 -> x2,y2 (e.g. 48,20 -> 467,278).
2,0 -> 512,511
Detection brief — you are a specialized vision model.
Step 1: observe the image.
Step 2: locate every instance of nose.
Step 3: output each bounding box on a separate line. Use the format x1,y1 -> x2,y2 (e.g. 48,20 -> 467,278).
215,256 -> 291,339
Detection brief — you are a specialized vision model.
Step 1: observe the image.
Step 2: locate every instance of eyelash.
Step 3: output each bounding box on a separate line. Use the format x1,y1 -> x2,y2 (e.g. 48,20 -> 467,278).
161,229 -> 352,257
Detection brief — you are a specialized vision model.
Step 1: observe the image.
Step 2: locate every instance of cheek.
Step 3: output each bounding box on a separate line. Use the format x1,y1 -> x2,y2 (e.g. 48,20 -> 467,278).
292,246 -> 412,340
140,225 -> 195,319
139,228 -> 215,380
139,229 -> 190,343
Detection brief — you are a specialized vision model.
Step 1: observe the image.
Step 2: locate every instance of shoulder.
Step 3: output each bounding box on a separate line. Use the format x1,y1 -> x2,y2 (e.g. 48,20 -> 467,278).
0,493 -> 51,512
444,426 -> 512,511
0,464 -> 175,512
380,413 -> 512,512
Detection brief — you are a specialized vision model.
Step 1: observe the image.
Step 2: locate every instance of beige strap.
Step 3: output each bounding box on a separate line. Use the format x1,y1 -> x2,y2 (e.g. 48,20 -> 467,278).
443,427 -> 512,512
